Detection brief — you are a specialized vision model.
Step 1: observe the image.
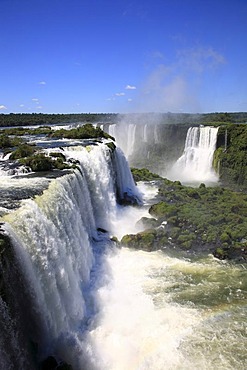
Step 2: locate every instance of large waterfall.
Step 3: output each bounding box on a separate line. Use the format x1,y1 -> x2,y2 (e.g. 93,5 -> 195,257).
0,133 -> 246,370
0,142 -> 144,369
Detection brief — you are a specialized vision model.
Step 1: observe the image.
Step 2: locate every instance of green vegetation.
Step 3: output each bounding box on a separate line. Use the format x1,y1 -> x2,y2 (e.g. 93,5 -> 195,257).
0,123 -> 114,172
121,176 -> 247,262
19,154 -> 53,172
9,143 -> 37,160
50,123 -> 113,140
0,113 -> 117,127
105,141 -> 116,151
0,126 -> 52,137
0,123 -> 113,141
131,167 -> 163,182
213,124 -> 247,190
0,134 -> 24,150
1,112 -> 247,128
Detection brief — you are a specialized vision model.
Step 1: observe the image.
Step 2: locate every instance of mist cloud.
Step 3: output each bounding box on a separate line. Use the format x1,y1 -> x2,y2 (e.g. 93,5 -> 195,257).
177,47 -> 226,73
140,70 -> 199,112
136,46 -> 225,113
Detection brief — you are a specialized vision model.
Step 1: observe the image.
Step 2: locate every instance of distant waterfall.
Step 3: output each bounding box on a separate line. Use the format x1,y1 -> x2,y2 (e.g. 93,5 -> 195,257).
102,120 -> 189,177
170,126 -> 219,184
107,123 -> 136,157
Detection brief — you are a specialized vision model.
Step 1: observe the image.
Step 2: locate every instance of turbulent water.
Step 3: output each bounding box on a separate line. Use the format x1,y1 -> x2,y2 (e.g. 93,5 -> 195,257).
0,129 -> 246,369
88,249 -> 246,370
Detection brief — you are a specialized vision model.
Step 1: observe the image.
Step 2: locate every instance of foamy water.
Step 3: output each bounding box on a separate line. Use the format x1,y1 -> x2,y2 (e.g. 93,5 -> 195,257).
86,249 -> 246,370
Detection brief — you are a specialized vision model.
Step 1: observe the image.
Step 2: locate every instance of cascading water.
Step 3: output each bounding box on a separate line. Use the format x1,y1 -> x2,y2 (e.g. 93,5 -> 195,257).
169,126 -> 219,184
0,152 -> 30,176
0,142 -> 144,369
0,138 -> 246,370
102,119 -> 189,177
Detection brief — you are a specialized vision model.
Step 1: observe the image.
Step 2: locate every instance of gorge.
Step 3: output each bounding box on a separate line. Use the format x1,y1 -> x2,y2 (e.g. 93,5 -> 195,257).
0,118 -> 246,369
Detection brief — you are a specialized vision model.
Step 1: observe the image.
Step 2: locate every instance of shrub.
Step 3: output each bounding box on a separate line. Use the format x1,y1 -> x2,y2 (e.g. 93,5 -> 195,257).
50,124 -> 113,140
20,154 -> 53,172
10,143 -> 36,159
0,134 -> 12,148
149,201 -> 176,218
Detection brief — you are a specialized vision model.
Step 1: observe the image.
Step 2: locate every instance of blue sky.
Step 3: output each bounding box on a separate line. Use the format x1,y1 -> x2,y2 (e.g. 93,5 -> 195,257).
1,0 -> 247,114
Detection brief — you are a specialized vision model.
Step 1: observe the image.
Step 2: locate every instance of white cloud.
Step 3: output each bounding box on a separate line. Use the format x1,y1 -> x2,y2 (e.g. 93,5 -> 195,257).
128,98 -> 133,102
125,85 -> 137,90
115,92 -> 125,96
39,81 -> 46,85
32,98 -> 39,102
0,105 -> 7,110
19,104 -> 25,107
36,106 -> 43,109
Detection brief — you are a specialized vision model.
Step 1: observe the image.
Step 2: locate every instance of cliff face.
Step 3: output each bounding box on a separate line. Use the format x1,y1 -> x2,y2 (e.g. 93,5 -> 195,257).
214,124 -> 247,190
124,121 -> 247,190
130,124 -> 191,175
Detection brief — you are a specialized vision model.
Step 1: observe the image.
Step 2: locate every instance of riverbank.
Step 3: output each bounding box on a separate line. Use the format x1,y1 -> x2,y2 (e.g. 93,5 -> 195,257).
121,169 -> 247,262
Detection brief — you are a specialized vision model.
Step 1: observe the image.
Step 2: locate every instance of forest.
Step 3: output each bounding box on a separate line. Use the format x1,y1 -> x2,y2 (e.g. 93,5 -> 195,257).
0,112 -> 247,127
0,113 -> 116,127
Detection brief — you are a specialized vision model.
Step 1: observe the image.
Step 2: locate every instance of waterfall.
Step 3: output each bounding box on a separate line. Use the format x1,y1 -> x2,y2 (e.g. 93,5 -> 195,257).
143,124 -> 148,143
2,172 -> 96,368
0,137 -> 246,370
154,124 -> 159,144
169,126 -> 219,184
102,119 -> 189,178
105,123 -> 137,158
0,152 -> 30,176
108,123 -> 116,139
113,147 -> 142,205
126,124 -> 137,157
0,142 -> 142,369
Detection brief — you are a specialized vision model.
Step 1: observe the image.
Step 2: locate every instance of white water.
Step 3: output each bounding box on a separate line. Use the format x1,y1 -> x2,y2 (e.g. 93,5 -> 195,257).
0,151 -> 30,176
86,250 -> 246,370
1,141 -> 246,370
108,123 -> 137,158
168,126 -> 219,184
3,173 -> 96,362
86,250 -> 201,370
0,143 -> 145,368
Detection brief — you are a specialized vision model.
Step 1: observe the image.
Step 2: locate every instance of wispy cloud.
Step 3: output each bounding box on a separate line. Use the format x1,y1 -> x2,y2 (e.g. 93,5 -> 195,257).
0,105 -> 7,110
177,47 -> 226,73
115,92 -> 125,96
150,51 -> 165,60
38,81 -> 46,85
32,98 -> 39,102
125,85 -> 137,90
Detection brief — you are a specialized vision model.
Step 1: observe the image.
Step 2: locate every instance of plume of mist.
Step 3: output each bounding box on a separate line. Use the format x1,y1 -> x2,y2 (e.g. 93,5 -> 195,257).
132,46 -> 226,114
